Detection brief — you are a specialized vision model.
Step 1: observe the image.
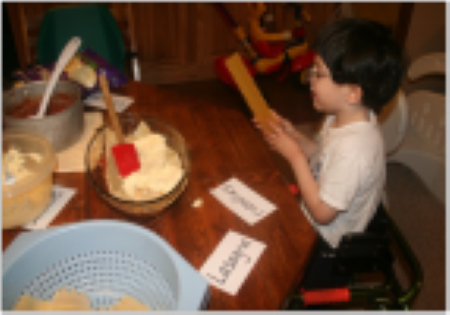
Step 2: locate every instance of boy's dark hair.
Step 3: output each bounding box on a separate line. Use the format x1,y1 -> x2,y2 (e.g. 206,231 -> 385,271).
315,18 -> 404,113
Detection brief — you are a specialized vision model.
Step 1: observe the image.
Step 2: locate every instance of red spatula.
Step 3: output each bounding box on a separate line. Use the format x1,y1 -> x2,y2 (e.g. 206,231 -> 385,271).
98,73 -> 140,178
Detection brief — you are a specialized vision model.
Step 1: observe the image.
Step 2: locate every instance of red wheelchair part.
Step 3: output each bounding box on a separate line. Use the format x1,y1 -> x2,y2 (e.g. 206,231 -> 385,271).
288,184 -> 300,196
302,288 -> 351,306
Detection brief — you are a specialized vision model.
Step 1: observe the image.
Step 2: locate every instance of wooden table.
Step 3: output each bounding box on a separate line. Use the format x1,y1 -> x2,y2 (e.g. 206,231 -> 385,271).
3,81 -> 317,310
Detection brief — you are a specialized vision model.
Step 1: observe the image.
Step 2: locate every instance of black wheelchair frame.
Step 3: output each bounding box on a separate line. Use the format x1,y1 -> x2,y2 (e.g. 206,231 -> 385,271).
284,203 -> 423,310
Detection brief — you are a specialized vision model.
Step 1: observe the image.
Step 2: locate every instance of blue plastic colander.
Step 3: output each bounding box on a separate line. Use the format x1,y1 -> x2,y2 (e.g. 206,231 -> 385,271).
3,220 -> 209,310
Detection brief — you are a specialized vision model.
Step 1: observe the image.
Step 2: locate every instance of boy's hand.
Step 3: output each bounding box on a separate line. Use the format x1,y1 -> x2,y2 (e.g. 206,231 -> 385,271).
253,109 -> 282,134
269,111 -> 301,141
253,110 -> 305,163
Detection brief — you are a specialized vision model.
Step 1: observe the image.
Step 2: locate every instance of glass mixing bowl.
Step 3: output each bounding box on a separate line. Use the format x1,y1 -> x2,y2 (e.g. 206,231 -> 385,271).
85,113 -> 190,218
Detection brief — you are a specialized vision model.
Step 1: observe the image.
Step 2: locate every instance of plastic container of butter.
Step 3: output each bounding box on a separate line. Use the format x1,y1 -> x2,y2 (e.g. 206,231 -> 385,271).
2,132 -> 56,229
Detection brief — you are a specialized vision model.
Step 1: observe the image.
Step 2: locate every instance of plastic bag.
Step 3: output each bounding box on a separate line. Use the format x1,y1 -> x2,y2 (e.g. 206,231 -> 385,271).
13,48 -> 128,99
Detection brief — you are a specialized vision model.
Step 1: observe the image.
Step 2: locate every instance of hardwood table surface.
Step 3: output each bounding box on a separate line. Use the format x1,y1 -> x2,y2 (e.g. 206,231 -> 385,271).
3,81 -> 317,310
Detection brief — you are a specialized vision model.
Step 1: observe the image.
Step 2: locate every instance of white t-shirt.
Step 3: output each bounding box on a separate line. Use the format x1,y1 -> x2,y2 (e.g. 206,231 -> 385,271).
301,112 -> 385,248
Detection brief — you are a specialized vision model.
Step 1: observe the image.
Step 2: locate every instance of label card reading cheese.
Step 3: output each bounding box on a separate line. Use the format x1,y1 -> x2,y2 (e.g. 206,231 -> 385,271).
200,230 -> 266,295
210,177 -> 277,225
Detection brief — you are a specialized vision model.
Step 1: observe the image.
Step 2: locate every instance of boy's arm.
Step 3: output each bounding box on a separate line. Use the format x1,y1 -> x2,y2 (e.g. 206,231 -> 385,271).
261,118 -> 337,225
271,111 -> 317,158
289,153 -> 338,224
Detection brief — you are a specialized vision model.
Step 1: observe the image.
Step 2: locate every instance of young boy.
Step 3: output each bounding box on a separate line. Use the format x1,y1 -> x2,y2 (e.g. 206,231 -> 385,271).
255,18 -> 404,289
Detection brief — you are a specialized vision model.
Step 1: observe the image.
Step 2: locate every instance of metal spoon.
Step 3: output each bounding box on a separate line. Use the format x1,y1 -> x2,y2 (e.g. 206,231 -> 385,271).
33,37 -> 82,118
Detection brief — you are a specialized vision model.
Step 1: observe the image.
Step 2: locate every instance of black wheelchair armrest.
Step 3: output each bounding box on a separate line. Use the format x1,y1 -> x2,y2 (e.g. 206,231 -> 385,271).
340,232 -> 389,246
284,204 -> 423,310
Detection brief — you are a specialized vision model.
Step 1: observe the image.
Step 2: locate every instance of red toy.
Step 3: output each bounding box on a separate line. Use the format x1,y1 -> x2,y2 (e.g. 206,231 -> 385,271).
213,3 -> 315,87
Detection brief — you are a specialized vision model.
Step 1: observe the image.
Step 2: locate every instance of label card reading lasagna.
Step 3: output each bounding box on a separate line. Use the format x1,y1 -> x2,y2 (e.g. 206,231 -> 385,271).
200,230 -> 266,295
210,177 -> 277,225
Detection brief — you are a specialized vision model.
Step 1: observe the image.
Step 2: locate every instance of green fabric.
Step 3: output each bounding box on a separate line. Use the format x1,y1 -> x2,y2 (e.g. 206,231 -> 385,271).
37,4 -> 126,73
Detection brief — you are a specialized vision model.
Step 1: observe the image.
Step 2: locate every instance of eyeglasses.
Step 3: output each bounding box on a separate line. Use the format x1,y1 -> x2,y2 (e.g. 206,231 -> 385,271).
307,68 -> 330,81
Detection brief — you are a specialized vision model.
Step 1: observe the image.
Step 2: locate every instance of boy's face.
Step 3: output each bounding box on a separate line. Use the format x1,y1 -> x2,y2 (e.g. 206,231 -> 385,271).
309,56 -> 354,114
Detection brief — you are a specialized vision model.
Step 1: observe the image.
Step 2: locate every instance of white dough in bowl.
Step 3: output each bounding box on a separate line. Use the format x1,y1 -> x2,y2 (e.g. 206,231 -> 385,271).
105,120 -> 185,202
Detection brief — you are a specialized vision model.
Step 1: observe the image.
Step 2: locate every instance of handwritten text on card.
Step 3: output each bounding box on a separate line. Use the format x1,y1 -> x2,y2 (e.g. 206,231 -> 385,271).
210,177 -> 277,225
200,231 -> 266,295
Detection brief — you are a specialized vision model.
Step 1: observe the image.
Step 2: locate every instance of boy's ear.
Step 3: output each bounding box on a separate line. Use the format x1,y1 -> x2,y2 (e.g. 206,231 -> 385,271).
347,84 -> 363,105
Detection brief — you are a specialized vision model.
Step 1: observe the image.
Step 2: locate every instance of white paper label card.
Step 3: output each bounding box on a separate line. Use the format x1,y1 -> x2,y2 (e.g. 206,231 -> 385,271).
210,177 -> 277,225
84,92 -> 134,113
200,230 -> 266,295
24,185 -> 76,230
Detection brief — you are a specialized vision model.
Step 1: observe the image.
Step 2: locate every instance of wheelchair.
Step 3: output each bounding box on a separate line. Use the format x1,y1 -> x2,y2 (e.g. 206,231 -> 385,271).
283,203 -> 423,310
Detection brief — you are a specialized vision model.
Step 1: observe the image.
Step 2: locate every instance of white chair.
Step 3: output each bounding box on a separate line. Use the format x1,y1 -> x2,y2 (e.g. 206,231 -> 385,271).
380,52 -> 445,204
